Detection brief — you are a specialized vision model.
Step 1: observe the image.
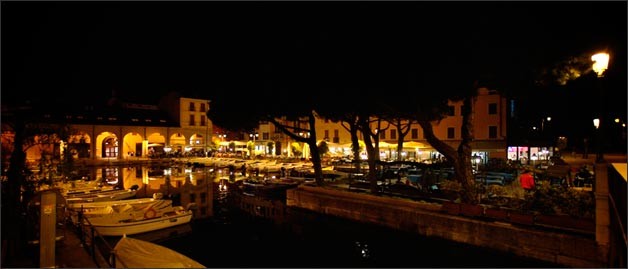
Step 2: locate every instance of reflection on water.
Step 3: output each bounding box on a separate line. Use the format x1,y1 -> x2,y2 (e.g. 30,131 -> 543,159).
80,164 -> 228,219
81,164 -> 559,267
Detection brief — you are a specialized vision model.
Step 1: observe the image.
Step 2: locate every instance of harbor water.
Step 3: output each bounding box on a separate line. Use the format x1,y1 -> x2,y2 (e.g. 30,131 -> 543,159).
89,164 -> 560,267
156,200 -> 561,268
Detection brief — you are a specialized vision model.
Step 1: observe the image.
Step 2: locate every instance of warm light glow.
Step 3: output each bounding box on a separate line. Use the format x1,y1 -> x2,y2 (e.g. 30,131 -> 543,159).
164,146 -> 172,152
593,118 -> 600,129
546,117 -> 551,122
531,154 -> 538,161
615,118 -> 620,123
623,123 -> 626,128
591,52 -> 609,77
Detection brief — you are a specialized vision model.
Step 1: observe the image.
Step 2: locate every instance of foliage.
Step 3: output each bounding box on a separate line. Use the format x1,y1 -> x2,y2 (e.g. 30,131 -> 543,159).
290,142 -> 302,157
317,140 -> 329,157
483,180 -> 596,219
525,181 -> 595,218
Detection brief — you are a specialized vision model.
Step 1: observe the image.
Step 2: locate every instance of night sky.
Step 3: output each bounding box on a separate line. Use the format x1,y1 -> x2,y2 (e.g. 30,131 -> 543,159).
2,1 -> 626,136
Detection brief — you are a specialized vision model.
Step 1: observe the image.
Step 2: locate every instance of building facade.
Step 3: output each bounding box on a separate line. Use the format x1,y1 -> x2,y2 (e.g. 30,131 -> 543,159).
245,87 -> 508,163
1,93 -> 213,162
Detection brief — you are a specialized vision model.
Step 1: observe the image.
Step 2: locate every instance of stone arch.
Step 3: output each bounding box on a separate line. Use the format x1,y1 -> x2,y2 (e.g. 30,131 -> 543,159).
169,133 -> 186,153
189,133 -> 204,147
122,132 -> 143,158
147,132 -> 166,156
96,132 -> 118,158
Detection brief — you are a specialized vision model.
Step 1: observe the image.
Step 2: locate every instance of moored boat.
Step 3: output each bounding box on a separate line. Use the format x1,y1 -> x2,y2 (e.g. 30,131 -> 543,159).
86,203 -> 193,236
112,235 -> 205,268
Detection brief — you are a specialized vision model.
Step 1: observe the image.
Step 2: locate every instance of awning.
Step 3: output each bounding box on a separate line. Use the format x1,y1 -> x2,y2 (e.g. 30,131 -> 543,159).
402,141 -> 427,148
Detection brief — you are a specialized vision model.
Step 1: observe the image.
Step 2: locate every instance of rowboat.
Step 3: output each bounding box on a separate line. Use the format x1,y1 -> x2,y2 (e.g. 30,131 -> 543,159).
112,235 -> 205,268
67,197 -> 157,211
65,189 -> 137,204
86,203 -> 193,236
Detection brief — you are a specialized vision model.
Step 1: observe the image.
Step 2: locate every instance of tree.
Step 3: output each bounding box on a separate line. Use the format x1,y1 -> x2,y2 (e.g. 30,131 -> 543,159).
411,82 -> 481,204
266,111 -> 325,186
337,113 -> 362,173
1,105 -> 73,263
317,140 -> 329,158
383,112 -> 415,161
357,114 -> 390,194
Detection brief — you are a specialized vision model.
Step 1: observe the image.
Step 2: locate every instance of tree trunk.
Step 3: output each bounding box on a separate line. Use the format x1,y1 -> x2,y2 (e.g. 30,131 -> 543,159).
418,98 -> 479,204
3,121 -> 28,264
350,126 -> 361,174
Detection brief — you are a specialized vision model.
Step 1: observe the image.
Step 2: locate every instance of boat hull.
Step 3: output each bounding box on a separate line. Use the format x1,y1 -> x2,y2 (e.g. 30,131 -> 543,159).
91,211 -> 193,236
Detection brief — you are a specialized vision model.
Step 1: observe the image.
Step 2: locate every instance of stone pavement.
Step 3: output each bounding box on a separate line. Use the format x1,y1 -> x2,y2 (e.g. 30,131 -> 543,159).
561,152 -> 626,167
55,223 -> 105,268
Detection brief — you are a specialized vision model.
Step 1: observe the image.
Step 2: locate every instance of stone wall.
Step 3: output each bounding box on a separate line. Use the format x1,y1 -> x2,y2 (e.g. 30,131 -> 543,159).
287,186 -> 606,268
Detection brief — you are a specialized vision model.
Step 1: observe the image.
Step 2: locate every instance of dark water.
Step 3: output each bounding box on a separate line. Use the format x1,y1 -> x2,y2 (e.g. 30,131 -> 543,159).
152,203 -> 561,268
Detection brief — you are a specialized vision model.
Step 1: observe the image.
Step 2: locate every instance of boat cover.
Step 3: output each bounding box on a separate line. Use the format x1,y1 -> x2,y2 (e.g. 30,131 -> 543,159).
113,235 -> 205,268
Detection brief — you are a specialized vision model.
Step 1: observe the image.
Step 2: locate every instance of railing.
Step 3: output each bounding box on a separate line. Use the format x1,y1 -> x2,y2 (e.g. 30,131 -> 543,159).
73,209 -> 118,268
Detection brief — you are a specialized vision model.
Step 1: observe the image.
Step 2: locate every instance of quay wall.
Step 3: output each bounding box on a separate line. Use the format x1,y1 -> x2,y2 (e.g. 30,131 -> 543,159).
286,186 -> 606,268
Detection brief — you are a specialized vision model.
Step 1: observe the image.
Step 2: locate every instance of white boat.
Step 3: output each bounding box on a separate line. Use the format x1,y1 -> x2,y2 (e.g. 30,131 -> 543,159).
68,198 -> 165,224
67,197 -> 157,210
65,189 -> 137,204
112,235 -> 205,268
87,203 -> 193,236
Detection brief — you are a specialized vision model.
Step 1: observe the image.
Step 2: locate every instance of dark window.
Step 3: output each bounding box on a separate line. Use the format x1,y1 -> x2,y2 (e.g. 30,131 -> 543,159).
391,129 -> 397,140
447,106 -> 455,116
200,115 -> 206,126
190,193 -> 196,202
200,103 -> 206,112
333,137 -> 339,143
262,132 -> 269,140
189,115 -> 195,126
489,103 -> 497,115
380,131 -> 386,139
411,128 -> 418,139
324,130 -> 329,139
489,126 -> 498,138
200,193 -> 207,204
447,127 -> 455,139
334,129 -> 339,138
189,102 -> 195,111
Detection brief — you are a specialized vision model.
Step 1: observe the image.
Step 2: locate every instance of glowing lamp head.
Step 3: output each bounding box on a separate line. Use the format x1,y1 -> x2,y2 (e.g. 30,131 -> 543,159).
591,53 -> 609,77
593,118 -> 600,129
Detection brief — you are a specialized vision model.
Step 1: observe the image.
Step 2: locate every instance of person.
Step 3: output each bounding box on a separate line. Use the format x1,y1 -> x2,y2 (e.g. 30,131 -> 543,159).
519,169 -> 535,191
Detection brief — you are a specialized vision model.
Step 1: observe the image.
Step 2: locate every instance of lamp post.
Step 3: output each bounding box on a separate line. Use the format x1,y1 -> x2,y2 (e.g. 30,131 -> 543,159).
592,52 -> 609,163
249,132 -> 258,157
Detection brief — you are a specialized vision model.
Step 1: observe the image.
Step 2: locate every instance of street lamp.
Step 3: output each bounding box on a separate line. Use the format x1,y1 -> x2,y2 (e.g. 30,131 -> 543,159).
249,132 -> 258,156
592,52 -> 609,163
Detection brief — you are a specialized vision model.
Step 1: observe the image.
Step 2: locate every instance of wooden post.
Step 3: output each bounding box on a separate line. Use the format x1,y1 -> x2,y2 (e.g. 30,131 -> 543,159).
40,191 -> 56,268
